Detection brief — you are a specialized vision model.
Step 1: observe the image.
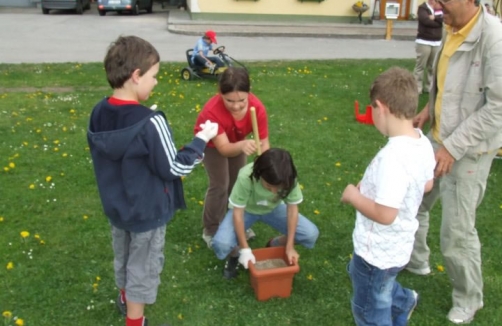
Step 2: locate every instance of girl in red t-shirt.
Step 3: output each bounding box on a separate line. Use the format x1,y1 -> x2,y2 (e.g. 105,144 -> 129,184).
194,67 -> 270,247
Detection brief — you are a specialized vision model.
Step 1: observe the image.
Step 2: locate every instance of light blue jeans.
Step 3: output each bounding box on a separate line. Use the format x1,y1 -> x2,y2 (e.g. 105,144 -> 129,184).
348,253 -> 416,326
212,204 -> 319,260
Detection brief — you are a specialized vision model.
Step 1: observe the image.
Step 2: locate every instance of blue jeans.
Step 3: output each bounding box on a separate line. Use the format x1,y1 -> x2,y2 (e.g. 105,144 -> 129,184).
348,253 -> 416,326
192,54 -> 224,68
212,204 -> 319,260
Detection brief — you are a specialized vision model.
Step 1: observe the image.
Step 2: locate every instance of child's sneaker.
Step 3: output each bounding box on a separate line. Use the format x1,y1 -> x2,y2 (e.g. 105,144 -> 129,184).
394,290 -> 419,324
209,64 -> 217,74
201,231 -> 213,249
223,256 -> 239,279
115,292 -> 126,316
245,228 -> 256,241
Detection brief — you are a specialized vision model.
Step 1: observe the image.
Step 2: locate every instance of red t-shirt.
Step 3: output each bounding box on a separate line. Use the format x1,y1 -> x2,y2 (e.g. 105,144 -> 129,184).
194,93 -> 269,148
108,97 -> 139,105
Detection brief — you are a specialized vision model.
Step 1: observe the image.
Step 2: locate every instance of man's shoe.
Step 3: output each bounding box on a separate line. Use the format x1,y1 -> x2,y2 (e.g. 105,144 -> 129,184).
202,231 -> 213,249
223,256 -> 239,279
115,292 -> 126,316
245,228 -> 256,241
405,265 -> 431,276
447,303 -> 483,324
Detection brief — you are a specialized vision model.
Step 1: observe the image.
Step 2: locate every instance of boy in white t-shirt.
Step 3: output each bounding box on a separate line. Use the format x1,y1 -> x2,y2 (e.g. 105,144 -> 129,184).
341,67 -> 436,326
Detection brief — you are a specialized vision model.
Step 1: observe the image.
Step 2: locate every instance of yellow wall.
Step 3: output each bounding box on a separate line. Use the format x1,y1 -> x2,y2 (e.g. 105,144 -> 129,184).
194,0 -> 361,17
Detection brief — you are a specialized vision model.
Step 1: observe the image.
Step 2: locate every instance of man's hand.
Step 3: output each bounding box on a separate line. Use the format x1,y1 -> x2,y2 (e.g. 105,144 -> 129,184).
413,106 -> 430,129
434,146 -> 455,178
238,248 -> 256,269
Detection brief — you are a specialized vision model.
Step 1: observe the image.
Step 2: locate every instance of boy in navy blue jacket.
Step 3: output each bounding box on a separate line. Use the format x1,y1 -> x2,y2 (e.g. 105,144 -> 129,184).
87,35 -> 218,326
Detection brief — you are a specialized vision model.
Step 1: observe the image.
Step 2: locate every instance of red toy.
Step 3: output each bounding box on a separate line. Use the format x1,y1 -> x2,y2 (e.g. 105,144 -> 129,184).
354,100 -> 373,125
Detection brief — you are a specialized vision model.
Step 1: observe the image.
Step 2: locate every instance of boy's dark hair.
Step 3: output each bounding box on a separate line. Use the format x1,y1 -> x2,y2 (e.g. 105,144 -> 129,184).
369,67 -> 418,119
218,67 -> 250,94
250,148 -> 298,199
104,35 -> 160,89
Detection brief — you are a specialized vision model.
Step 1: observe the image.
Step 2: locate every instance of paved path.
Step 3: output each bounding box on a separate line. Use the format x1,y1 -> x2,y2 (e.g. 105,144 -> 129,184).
0,4 -> 416,64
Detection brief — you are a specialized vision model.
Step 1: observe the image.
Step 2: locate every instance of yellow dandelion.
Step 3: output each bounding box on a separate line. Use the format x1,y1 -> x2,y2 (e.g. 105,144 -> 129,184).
22,141 -> 28,146
9,162 -> 15,168
299,184 -> 304,190
53,147 -> 59,152
69,109 -> 76,114
335,162 -> 341,167
0,216 -> 3,222
314,209 -> 320,215
40,240 -> 45,245
323,117 -> 328,121
92,283 -> 99,289
34,234 -> 40,240
317,119 -> 321,123
307,274 -> 314,280
2,311 -> 12,318
15,318 -> 24,326
46,176 -> 52,182
6,262 -> 14,270
198,201 -> 204,206
53,140 -> 60,144
29,184 -> 35,189
20,231 -> 30,238
3,167 -> 9,172
62,153 -> 68,157
60,172 -> 65,176
326,182 -> 331,186
36,129 -> 42,133
62,126 -> 67,132
83,215 -> 88,220
188,247 -> 193,254
177,313 -> 183,320
437,265 -> 445,272
96,276 -> 101,281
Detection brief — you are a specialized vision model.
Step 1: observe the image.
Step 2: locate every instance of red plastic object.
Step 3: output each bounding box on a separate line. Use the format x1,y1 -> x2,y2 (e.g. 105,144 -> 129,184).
248,247 -> 300,301
354,100 -> 374,125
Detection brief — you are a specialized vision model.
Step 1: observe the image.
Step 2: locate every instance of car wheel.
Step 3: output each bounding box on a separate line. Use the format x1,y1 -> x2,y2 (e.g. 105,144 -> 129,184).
76,0 -> 83,14
132,3 -> 139,15
98,10 -> 106,16
42,7 -> 49,14
147,0 -> 153,13
181,68 -> 192,81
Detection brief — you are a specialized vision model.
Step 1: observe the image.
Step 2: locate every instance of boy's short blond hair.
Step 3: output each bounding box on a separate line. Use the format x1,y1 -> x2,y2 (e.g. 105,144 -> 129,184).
370,67 -> 418,119
104,35 -> 160,89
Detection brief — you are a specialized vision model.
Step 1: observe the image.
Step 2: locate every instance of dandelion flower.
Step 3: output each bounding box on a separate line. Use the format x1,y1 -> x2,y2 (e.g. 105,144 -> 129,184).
29,184 -> 35,189
314,209 -> 320,215
40,240 -> 45,245
34,234 -> 40,240
15,318 -> 24,326
307,274 -> 314,280
198,201 -> 204,206
2,311 -> 12,318
45,176 -> 52,182
9,162 -> 15,168
3,167 -> 9,172
0,216 -> 3,222
6,262 -> 14,270
437,265 -> 445,272
335,162 -> 341,167
20,231 -> 30,238
96,276 -> 101,282
83,215 -> 88,220
177,313 -> 183,320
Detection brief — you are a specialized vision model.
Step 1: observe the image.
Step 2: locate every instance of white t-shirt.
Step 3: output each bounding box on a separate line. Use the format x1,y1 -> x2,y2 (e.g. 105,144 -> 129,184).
353,129 -> 436,269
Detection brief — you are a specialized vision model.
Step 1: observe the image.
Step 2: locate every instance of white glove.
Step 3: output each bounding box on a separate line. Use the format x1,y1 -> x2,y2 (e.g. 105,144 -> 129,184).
196,120 -> 218,143
238,248 -> 256,269
150,104 -> 157,111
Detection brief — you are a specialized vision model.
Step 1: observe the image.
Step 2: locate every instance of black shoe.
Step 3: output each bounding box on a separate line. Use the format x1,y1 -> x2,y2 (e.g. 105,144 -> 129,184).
115,292 -> 126,316
223,256 -> 239,279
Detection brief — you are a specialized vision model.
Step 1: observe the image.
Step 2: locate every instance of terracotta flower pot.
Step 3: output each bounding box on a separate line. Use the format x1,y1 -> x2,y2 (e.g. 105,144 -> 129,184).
248,246 -> 300,301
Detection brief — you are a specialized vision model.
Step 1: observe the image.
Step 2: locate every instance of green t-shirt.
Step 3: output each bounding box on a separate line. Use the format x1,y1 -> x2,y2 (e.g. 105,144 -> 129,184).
228,163 -> 303,215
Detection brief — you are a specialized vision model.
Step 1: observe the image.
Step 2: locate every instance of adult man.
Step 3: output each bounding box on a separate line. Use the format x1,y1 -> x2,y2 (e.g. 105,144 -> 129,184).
408,0 -> 502,324
413,0 -> 443,94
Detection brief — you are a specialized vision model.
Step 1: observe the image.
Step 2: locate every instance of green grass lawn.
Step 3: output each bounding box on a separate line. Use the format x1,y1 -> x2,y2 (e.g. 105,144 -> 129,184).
0,60 -> 501,326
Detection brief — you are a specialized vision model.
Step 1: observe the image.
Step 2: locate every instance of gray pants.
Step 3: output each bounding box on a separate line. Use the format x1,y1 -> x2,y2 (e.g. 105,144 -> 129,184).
413,43 -> 440,94
202,147 -> 246,236
409,135 -> 496,308
112,225 -> 166,304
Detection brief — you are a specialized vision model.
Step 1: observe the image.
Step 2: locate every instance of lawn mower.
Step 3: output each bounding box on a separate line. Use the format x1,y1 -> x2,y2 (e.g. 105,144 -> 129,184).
180,46 -> 246,81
